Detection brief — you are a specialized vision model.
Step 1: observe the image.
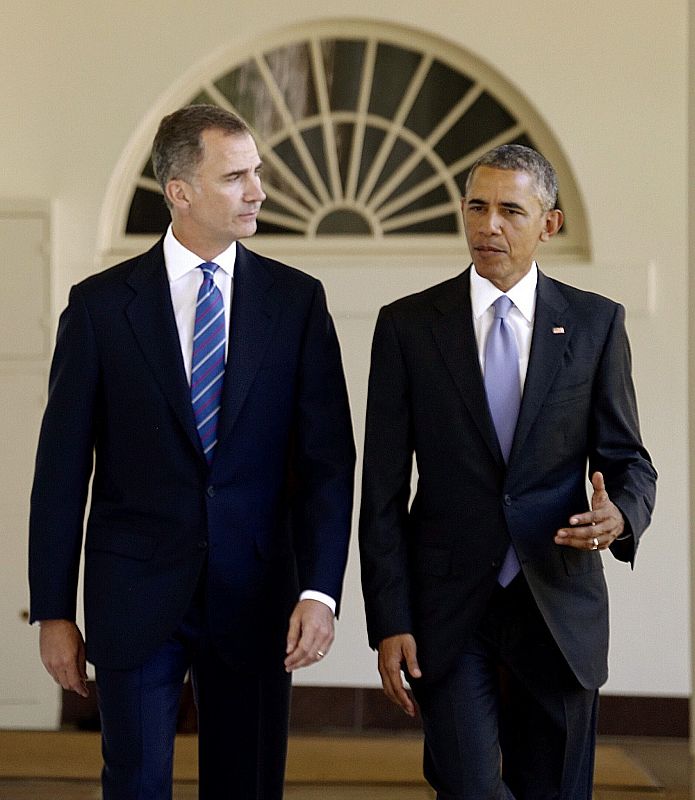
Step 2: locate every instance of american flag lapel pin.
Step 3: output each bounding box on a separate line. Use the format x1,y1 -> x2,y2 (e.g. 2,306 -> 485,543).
552,326 -> 565,334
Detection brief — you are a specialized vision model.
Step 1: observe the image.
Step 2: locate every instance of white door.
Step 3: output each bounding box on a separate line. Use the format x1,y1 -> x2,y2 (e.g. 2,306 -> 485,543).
0,205 -> 61,728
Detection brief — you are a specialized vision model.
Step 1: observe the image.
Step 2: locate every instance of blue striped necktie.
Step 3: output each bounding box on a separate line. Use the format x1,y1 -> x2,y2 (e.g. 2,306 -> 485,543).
191,262 -> 226,464
484,295 -> 521,586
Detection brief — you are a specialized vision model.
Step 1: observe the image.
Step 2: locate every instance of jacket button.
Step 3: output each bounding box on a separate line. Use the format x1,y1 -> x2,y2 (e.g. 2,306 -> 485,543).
504,494 -> 512,506
197,540 -> 208,551
207,486 -> 215,498
491,559 -> 500,568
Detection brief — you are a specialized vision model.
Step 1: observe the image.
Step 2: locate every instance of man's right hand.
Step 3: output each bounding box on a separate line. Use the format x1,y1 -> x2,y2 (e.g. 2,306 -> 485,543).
39,619 -> 89,698
377,633 -> 422,717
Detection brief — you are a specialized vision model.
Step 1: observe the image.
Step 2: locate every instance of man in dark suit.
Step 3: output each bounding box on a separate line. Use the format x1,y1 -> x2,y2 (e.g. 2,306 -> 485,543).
360,144 -> 656,799
29,104 -> 355,799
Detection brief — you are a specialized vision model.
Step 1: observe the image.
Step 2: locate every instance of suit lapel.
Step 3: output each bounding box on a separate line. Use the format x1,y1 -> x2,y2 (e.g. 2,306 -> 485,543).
124,240 -> 202,457
432,268 -> 502,464
509,271 -> 571,463
215,244 -> 278,449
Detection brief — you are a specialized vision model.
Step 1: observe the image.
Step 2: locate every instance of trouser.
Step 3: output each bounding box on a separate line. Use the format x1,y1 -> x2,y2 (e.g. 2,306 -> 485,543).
412,576 -> 598,800
95,588 -> 292,800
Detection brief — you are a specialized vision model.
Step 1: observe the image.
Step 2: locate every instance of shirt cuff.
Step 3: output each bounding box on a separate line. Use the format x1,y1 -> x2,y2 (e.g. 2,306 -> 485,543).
299,590 -> 336,615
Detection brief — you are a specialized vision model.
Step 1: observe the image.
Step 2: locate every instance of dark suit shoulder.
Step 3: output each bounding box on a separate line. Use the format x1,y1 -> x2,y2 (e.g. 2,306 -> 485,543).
381,271 -> 468,320
74,241 -> 164,300
540,273 -> 622,315
239,245 -> 320,291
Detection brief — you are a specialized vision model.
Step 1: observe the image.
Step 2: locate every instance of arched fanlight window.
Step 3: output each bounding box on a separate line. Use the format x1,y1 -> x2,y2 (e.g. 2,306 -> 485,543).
111,21 -> 589,258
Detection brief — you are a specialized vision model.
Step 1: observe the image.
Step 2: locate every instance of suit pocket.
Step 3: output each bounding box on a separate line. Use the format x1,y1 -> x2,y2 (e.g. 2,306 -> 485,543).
560,548 -> 604,577
85,527 -> 157,561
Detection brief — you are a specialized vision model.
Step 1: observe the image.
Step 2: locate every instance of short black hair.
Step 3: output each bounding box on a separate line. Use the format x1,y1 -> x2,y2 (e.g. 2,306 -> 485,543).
466,144 -> 558,211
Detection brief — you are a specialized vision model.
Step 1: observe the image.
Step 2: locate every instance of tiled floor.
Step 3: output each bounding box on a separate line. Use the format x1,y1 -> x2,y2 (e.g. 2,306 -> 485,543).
0,737 -> 690,799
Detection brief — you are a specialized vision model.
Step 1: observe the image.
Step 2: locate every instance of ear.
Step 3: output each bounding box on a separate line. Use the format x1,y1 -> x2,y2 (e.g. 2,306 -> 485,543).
539,208 -> 564,241
164,178 -> 191,211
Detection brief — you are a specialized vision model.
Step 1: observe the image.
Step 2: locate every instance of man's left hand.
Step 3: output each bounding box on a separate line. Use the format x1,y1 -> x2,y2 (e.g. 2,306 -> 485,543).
555,471 -> 625,551
284,599 -> 334,672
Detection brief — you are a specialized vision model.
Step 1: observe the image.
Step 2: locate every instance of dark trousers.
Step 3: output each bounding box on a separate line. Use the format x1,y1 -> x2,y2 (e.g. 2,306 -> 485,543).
412,577 -> 598,800
95,588 -> 292,800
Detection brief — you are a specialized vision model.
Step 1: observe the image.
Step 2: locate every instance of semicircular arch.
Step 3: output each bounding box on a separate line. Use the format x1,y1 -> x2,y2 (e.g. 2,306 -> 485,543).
99,19 -> 590,262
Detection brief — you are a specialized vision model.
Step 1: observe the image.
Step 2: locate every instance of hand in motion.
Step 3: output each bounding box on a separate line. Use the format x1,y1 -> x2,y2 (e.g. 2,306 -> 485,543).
39,619 -> 89,698
378,633 -> 422,717
555,471 -> 625,551
284,599 -> 335,672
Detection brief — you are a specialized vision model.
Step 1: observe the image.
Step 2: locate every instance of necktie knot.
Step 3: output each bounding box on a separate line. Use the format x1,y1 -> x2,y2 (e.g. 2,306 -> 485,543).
200,262 -> 219,281
493,294 -> 513,320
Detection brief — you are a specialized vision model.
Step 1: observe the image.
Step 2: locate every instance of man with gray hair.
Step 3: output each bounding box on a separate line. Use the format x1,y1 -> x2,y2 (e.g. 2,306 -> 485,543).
30,104 -> 355,799
360,144 -> 656,798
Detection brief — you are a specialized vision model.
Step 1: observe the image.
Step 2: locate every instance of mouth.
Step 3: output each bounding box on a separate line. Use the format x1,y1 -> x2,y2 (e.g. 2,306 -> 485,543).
475,245 -> 506,254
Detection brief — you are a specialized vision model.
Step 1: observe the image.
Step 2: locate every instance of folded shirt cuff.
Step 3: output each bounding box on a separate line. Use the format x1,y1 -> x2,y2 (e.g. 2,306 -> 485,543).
299,590 -> 336,615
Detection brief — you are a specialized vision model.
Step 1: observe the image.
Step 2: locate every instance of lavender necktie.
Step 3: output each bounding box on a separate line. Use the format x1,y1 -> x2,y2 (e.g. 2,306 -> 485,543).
191,262 -> 226,464
484,295 -> 521,586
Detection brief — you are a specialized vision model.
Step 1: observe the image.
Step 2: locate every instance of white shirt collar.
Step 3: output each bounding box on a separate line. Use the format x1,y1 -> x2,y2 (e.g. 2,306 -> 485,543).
470,262 -> 538,323
163,224 -> 236,282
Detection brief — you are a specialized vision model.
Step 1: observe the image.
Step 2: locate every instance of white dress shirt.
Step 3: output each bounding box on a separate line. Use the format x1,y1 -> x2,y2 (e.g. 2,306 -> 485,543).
163,225 -> 234,384
163,225 -> 335,614
470,262 -> 538,391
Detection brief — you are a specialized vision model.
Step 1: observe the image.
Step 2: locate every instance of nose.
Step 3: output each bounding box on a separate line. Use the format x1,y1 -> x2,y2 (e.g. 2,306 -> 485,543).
480,210 -> 502,235
244,173 -> 266,203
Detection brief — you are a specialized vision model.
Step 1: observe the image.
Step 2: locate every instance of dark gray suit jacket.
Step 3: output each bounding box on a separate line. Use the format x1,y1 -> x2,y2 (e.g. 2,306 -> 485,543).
360,267 -> 656,687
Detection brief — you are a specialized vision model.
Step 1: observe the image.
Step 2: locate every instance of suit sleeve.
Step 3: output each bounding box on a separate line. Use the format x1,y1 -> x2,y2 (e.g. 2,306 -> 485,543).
291,280 -> 355,614
359,307 -> 415,648
588,303 -> 657,563
29,285 -> 99,622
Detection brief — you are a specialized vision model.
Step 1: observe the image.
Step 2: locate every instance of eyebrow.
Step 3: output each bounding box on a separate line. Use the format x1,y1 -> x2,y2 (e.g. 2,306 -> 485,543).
467,198 -> 527,212
223,160 -> 263,178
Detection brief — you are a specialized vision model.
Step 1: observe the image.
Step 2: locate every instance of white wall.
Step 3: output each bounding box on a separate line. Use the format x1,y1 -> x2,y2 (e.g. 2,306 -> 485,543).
0,0 -> 689,715
689,0 -> 695,749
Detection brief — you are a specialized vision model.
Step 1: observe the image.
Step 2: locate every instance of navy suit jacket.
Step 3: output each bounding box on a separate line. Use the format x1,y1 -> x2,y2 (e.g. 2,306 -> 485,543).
360,267 -> 656,688
29,239 -> 355,671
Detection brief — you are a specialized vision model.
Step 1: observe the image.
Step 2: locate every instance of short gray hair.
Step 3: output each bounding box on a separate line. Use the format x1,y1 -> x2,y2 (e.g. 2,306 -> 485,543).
152,104 -> 250,204
465,144 -> 558,212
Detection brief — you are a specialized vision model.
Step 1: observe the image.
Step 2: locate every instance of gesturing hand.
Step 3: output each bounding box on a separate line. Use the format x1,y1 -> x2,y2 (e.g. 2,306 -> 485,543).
555,471 -> 625,551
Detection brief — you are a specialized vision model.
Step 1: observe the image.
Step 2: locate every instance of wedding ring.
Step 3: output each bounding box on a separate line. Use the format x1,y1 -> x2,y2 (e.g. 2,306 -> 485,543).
316,650 -> 325,659
591,537 -> 599,550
